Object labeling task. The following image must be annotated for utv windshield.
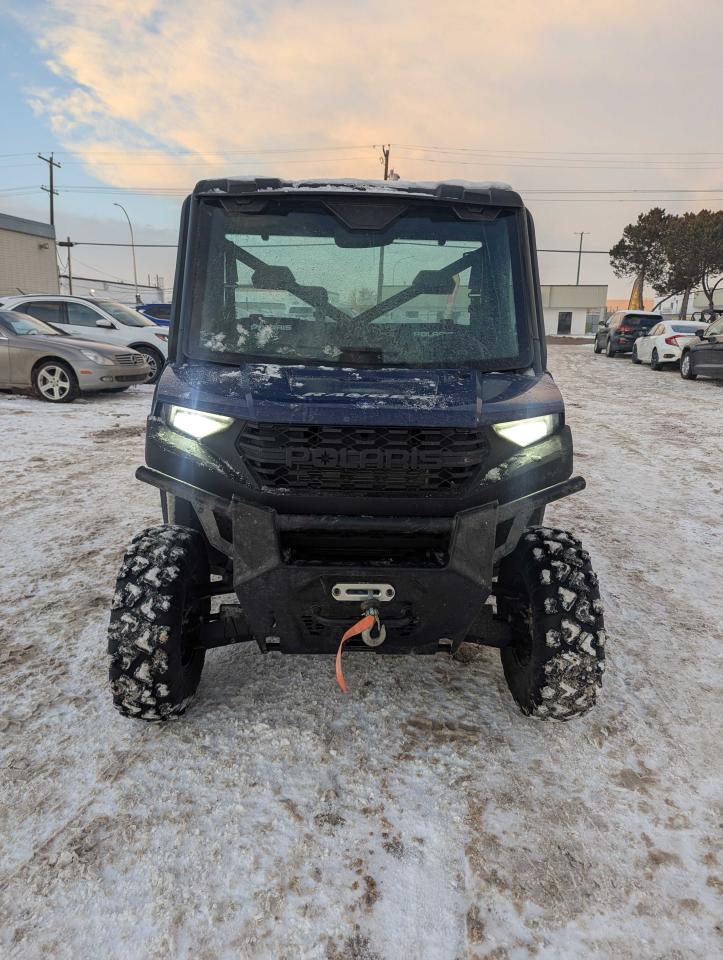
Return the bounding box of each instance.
[189,197,532,370]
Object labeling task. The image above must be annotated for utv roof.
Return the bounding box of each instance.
[193,177,523,208]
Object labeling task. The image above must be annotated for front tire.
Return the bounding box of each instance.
[605,339,616,357]
[593,338,602,354]
[680,351,697,380]
[33,360,79,403]
[631,345,642,364]
[134,346,164,384]
[650,349,662,371]
[108,525,209,720]
[496,527,605,720]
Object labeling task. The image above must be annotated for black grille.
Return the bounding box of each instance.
[237,422,488,493]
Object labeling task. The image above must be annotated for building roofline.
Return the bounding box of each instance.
[0,212,56,240]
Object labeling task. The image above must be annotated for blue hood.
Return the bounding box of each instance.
[156,361,563,428]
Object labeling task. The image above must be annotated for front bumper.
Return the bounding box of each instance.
[138,465,585,653]
[76,362,151,390]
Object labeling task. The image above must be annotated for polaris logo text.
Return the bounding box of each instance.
[285,447,443,469]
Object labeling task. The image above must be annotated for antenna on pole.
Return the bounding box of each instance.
[38,153,61,227]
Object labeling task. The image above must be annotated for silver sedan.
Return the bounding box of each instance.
[0,310,151,402]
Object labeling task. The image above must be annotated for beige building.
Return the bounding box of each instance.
[541,284,607,336]
[0,213,59,297]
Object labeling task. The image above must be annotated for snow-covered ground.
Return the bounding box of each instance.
[1,347,721,960]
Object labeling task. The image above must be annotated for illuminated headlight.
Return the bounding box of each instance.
[492,414,559,447]
[169,405,233,439]
[80,349,114,366]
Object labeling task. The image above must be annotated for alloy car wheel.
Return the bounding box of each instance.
[34,362,78,403]
[137,347,162,384]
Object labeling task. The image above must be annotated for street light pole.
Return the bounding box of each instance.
[391,255,415,286]
[113,202,140,303]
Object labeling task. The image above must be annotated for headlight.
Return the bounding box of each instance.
[80,349,114,366]
[154,332,169,342]
[169,405,233,439]
[492,414,558,447]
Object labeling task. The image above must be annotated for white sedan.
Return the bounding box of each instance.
[632,320,706,370]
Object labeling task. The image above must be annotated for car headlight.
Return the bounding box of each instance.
[169,405,234,439]
[80,349,114,366]
[154,332,169,342]
[492,414,558,447]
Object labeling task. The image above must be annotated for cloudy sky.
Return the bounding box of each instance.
[1,0,721,298]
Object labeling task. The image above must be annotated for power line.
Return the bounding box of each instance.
[393,153,723,171]
[395,143,723,157]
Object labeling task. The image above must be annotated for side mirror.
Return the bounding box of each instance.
[95,317,114,329]
[696,329,705,340]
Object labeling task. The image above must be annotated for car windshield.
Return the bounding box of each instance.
[189,197,531,370]
[0,312,61,336]
[93,300,157,327]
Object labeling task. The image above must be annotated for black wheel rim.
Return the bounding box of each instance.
[180,588,204,667]
[508,602,534,667]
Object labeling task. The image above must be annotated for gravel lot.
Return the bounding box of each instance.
[1,345,721,960]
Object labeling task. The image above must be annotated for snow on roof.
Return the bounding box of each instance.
[263,177,513,192]
[196,176,521,204]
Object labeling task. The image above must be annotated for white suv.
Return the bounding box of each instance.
[0,295,169,382]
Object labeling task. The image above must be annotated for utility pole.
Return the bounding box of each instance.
[57,237,75,294]
[574,231,589,285]
[113,202,140,303]
[376,145,391,303]
[380,144,391,180]
[38,153,61,226]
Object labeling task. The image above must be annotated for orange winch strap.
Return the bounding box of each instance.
[335,614,377,694]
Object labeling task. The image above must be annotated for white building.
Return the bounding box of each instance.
[541,284,608,336]
[0,213,58,296]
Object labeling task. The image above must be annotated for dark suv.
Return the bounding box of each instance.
[594,310,662,357]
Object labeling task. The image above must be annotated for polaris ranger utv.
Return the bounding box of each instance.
[108,177,605,721]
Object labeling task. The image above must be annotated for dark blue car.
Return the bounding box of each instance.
[137,302,172,326]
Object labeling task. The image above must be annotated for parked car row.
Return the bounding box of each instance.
[0,294,169,383]
[593,310,723,381]
[0,294,172,402]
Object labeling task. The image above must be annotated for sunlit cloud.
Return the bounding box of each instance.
[25,0,689,190]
